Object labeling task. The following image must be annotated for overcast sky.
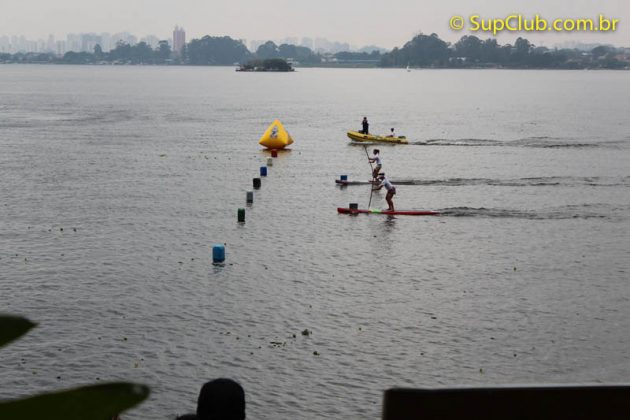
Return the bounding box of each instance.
[2,0,628,48]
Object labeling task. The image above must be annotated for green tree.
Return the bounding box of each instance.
[277,43,320,64]
[109,41,132,62]
[480,38,503,63]
[380,33,450,67]
[602,52,623,69]
[256,41,280,59]
[134,41,153,64]
[156,40,171,62]
[591,46,609,59]
[61,51,94,64]
[186,36,251,65]
[93,44,103,59]
[454,35,483,62]
[511,37,533,64]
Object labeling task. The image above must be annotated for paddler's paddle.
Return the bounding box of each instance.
[364,146,374,210]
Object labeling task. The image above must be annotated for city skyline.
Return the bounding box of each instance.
[3,26,630,57]
[2,0,629,50]
[0,28,391,56]
[0,32,160,55]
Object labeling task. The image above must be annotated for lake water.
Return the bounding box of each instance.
[1,65,629,419]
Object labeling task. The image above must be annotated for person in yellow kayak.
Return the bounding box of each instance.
[361,117,369,134]
[368,148,382,181]
[373,172,396,211]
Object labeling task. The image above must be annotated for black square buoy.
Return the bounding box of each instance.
[253,178,261,189]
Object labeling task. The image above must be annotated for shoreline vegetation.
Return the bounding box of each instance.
[1,33,629,70]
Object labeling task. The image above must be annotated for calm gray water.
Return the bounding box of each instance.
[1,65,629,419]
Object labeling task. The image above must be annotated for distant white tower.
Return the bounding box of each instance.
[173,26,186,57]
[46,34,55,52]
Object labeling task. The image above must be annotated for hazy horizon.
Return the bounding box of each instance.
[2,0,629,49]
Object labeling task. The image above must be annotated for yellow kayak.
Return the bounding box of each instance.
[347,131,408,144]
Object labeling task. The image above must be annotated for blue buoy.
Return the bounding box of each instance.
[260,166,267,177]
[212,244,225,263]
[340,175,348,181]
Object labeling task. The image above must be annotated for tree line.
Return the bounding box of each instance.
[380,33,628,69]
[0,40,174,65]
[1,33,628,69]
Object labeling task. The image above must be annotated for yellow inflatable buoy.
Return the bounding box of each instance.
[259,119,294,149]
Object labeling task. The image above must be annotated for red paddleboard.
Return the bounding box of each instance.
[337,207,440,216]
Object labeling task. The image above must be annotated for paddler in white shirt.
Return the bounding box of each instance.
[372,172,396,211]
[368,148,382,182]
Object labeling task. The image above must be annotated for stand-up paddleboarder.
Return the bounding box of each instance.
[373,172,396,211]
[368,149,382,181]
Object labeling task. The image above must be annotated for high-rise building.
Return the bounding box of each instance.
[100,33,112,52]
[46,34,55,52]
[56,40,66,56]
[173,26,186,57]
[66,34,81,52]
[81,33,102,53]
[0,36,9,53]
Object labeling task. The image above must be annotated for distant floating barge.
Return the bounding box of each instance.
[236,58,295,72]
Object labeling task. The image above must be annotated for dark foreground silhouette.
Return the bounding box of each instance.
[176,378,245,420]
